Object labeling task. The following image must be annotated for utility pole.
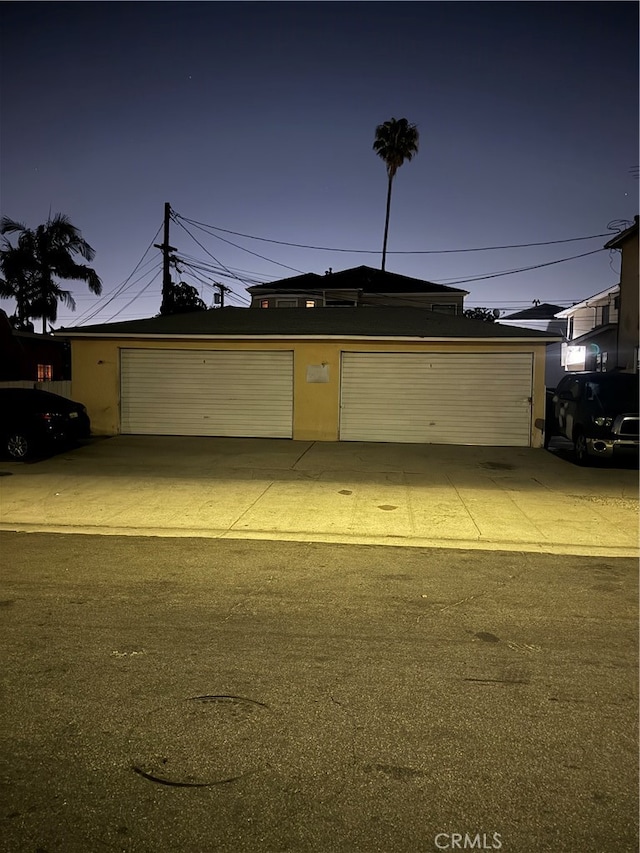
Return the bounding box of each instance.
[213,282,231,308]
[154,202,176,314]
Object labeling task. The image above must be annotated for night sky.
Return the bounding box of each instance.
[1,1,638,327]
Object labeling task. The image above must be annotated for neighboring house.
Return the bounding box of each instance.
[555,285,619,373]
[247,265,468,313]
[604,214,639,372]
[57,307,560,448]
[500,303,567,388]
[555,216,639,374]
[0,309,70,381]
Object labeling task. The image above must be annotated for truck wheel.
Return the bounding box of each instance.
[574,431,590,466]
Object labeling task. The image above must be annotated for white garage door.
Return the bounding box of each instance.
[121,349,293,438]
[340,352,533,445]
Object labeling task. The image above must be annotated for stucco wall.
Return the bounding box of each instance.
[71,337,548,447]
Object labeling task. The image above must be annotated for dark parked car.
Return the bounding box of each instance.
[0,388,91,460]
[547,372,639,464]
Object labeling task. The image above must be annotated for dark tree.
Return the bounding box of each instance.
[373,117,420,272]
[464,307,498,323]
[0,214,102,333]
[160,282,207,315]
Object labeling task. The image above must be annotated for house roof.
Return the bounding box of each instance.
[246,265,468,296]
[57,306,560,342]
[554,284,619,317]
[501,303,565,320]
[603,215,639,249]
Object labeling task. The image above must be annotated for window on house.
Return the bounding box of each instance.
[614,296,620,310]
[568,317,574,339]
[260,300,269,308]
[305,300,316,308]
[37,364,53,381]
[601,304,610,325]
[595,352,608,371]
[431,304,457,315]
[276,299,297,308]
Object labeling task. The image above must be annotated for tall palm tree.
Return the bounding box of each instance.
[0,213,102,332]
[373,117,419,272]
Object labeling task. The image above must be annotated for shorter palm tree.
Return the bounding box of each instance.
[0,242,38,327]
[0,213,102,332]
[373,117,420,272]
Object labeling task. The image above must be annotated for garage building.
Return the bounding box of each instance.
[57,307,560,448]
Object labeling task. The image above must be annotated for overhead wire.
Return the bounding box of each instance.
[432,248,606,285]
[70,211,618,325]
[105,267,162,323]
[174,213,614,255]
[173,251,275,283]
[234,246,607,311]
[73,223,164,325]
[170,209,615,309]
[175,258,251,306]
[174,214,306,275]
[171,215,258,290]
[173,254,263,288]
[78,260,164,324]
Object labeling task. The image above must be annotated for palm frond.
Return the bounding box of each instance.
[373,117,420,177]
[0,217,27,237]
[0,212,101,326]
[49,254,103,294]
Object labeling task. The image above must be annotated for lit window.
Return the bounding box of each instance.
[305,300,316,308]
[37,363,53,381]
[260,300,269,308]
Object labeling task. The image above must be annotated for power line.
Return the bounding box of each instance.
[174,252,275,282]
[238,246,607,310]
[105,268,162,323]
[77,260,163,325]
[175,214,614,255]
[174,214,306,275]
[73,224,163,325]
[175,259,251,305]
[173,254,266,287]
[171,216,259,290]
[432,248,606,285]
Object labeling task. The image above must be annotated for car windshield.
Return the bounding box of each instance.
[587,375,639,411]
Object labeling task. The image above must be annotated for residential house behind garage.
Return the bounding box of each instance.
[604,215,639,372]
[57,307,560,447]
[247,265,468,312]
[555,285,619,373]
[500,303,567,388]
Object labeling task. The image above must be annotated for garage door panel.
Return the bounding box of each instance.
[340,352,532,446]
[121,349,293,438]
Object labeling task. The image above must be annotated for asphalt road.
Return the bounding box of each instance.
[0,533,637,853]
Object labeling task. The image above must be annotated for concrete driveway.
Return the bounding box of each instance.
[0,436,637,557]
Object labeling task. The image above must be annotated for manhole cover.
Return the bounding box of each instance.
[131,695,275,786]
[129,693,354,797]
